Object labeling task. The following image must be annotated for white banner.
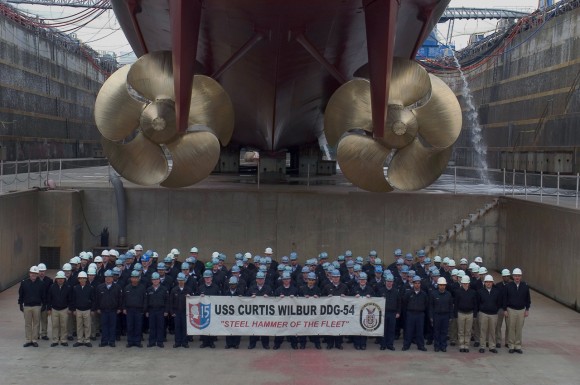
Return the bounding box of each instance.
[186,296,385,336]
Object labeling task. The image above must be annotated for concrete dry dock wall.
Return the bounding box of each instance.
[79,189,496,265]
[499,197,580,311]
[0,191,38,291]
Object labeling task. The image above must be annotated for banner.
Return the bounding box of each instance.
[186,296,385,336]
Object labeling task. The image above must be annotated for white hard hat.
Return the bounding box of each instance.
[87,267,97,275]
[451,269,459,276]
[109,249,119,257]
[211,251,219,258]
[171,248,180,255]
[29,266,39,273]
[87,252,93,258]
[167,253,175,260]
[94,256,103,263]
[457,270,466,277]
[264,247,273,254]
[69,258,78,264]
[469,262,478,270]
[80,253,90,260]
[433,256,442,263]
[55,271,66,279]
[62,263,72,271]
[512,268,522,275]
[484,275,494,282]
[89,263,97,270]
[448,260,456,267]
[190,247,198,253]
[437,277,447,285]
[152,252,158,258]
[474,256,483,263]
[128,249,136,255]
[134,244,143,251]
[244,252,252,259]
[37,263,47,271]
[101,250,110,256]
[77,271,88,278]
[459,258,468,264]
[73,256,81,264]
[471,266,480,273]
[442,257,450,264]
[479,267,488,275]
[79,251,87,258]
[501,269,511,276]
[461,275,471,284]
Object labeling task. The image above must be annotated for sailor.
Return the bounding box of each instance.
[134,244,144,263]
[145,272,169,348]
[351,272,375,350]
[46,270,71,347]
[402,276,428,351]
[477,274,501,354]
[454,275,478,353]
[413,250,427,278]
[321,270,349,350]
[504,268,531,354]
[246,271,273,349]
[377,273,401,351]
[273,271,299,350]
[36,263,52,341]
[170,272,193,348]
[123,270,146,348]
[264,247,278,271]
[495,268,512,348]
[189,247,205,278]
[430,277,453,352]
[387,248,403,272]
[298,272,322,349]
[225,276,244,349]
[18,266,45,347]
[198,270,221,348]
[70,271,94,347]
[95,270,122,347]
[447,269,460,347]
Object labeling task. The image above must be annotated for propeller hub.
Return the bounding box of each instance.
[376,104,418,149]
[140,100,178,144]
[392,121,407,136]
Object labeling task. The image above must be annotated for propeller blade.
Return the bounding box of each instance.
[387,138,452,191]
[324,79,373,146]
[188,75,234,145]
[389,57,431,107]
[337,134,393,192]
[161,131,220,188]
[95,65,144,141]
[415,74,462,148]
[101,133,169,186]
[127,51,174,101]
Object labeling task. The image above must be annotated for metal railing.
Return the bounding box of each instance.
[0,158,109,193]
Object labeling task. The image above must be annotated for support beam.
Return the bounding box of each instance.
[363,0,399,139]
[169,0,202,133]
[212,32,264,79]
[295,33,347,85]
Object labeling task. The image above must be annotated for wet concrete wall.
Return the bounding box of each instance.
[0,190,38,291]
[499,197,580,310]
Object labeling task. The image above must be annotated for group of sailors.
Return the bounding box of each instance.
[17,245,530,353]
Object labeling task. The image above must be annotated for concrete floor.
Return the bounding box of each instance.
[2,279,580,385]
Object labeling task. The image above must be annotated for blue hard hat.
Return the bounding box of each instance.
[397,258,404,265]
[405,253,413,260]
[337,255,345,261]
[157,262,166,270]
[151,272,160,280]
[185,257,195,263]
[307,272,317,280]
[265,257,272,264]
[375,266,383,273]
[112,267,121,276]
[356,256,364,264]
[181,262,190,270]
[353,265,362,272]
[218,253,226,261]
[256,272,265,279]
[259,257,267,265]
[394,249,402,256]
[301,266,310,273]
[141,255,150,263]
[401,266,410,273]
[133,263,142,271]
[236,260,244,267]
[131,270,140,277]
[346,260,354,268]
[424,257,431,264]
[212,258,220,265]
[104,270,113,277]
[259,265,267,272]
[432,269,440,276]
[164,256,172,263]
[417,250,426,257]
[203,270,213,278]
[277,264,286,271]
[345,250,353,257]
[331,270,341,277]
[332,261,340,269]
[413,276,422,282]
[235,253,243,260]
[232,265,241,273]
[282,271,291,280]
[115,259,123,266]
[369,250,377,256]
[290,252,298,260]
[359,272,368,280]
[409,270,416,277]
[176,272,186,281]
[322,262,330,270]
[384,274,395,282]
[281,256,289,263]
[229,276,238,285]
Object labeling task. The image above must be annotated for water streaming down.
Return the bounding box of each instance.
[451,54,490,184]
